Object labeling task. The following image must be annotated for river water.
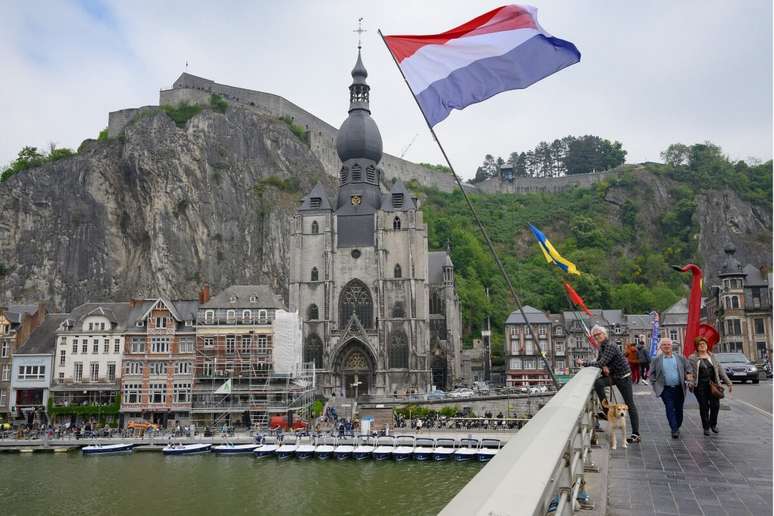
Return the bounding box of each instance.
[0,453,482,515]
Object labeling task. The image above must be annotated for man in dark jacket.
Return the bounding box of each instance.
[577,324,641,444]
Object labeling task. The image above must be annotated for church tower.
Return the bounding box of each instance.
[289,47,462,398]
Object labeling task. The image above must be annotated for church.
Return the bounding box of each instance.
[289,49,462,398]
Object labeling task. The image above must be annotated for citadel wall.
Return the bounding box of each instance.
[476,168,623,194]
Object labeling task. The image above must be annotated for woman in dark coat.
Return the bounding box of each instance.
[688,336,733,435]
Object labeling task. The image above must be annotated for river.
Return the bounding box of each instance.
[0,452,482,515]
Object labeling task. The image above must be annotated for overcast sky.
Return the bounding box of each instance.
[2,1,772,179]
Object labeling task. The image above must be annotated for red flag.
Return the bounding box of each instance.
[564,283,593,316]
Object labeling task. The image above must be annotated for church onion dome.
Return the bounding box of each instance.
[335,50,383,164]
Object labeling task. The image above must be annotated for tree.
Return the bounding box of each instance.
[562,135,627,175]
[660,143,690,167]
[471,154,500,183]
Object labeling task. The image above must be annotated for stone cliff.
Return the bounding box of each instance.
[0,105,332,310]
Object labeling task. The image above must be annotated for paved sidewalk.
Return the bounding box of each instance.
[604,383,772,516]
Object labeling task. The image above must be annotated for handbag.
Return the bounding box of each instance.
[709,381,725,399]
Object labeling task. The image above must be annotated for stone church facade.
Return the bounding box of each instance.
[289,50,462,397]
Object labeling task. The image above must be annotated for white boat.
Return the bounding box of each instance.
[295,435,316,460]
[162,443,212,455]
[454,438,479,462]
[275,435,299,460]
[333,437,355,460]
[352,437,376,461]
[393,436,415,462]
[212,443,260,454]
[254,436,279,458]
[81,443,134,455]
[413,438,435,461]
[432,438,456,461]
[372,436,396,461]
[478,438,501,462]
[314,436,336,460]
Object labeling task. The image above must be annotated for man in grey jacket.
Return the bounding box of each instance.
[649,338,694,438]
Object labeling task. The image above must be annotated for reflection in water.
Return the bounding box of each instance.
[0,453,482,516]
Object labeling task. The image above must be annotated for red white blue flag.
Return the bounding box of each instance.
[383,5,580,126]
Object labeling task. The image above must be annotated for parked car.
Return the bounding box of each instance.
[427,389,446,400]
[448,388,475,399]
[714,352,760,384]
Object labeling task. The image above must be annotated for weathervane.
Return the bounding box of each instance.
[354,17,367,50]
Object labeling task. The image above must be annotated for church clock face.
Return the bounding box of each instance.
[351,195,362,206]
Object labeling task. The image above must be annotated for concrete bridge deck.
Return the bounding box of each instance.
[603,383,772,516]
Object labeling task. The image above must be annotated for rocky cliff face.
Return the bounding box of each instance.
[0,106,331,310]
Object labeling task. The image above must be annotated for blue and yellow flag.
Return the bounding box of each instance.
[528,224,580,275]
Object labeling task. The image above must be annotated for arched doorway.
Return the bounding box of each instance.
[334,340,375,398]
[431,354,448,390]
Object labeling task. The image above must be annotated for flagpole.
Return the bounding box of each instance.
[378,29,559,390]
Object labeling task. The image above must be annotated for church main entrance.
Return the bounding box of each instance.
[335,341,374,399]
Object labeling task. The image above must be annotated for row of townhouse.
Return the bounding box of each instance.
[2,285,311,429]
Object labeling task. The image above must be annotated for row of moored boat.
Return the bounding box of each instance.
[81,436,502,462]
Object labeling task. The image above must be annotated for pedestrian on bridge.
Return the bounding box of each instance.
[649,338,694,439]
[577,324,641,444]
[688,336,732,436]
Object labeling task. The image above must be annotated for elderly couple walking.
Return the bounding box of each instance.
[578,325,733,441]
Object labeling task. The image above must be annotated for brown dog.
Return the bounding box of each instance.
[602,399,629,449]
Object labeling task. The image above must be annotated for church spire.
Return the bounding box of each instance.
[349,19,370,113]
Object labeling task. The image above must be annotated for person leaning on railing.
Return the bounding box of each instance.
[576,324,641,444]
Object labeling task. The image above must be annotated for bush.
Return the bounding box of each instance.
[98,128,109,141]
[209,94,228,114]
[279,116,309,144]
[162,102,203,128]
[1,145,76,183]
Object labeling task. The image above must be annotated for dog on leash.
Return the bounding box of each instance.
[602,399,629,449]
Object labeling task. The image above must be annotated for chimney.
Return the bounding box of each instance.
[199,282,210,304]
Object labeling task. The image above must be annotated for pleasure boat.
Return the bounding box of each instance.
[254,436,279,458]
[212,443,260,455]
[314,436,336,460]
[275,434,299,460]
[454,438,480,462]
[413,438,435,461]
[162,443,212,455]
[393,436,416,462]
[372,436,396,461]
[333,436,356,460]
[432,438,456,461]
[352,437,376,461]
[295,434,316,460]
[81,443,134,455]
[478,438,502,462]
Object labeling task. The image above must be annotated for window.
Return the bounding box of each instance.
[754,319,766,335]
[173,382,191,403]
[555,359,566,371]
[393,216,401,230]
[510,338,519,354]
[155,317,168,329]
[202,362,213,377]
[555,342,565,355]
[107,363,116,382]
[149,383,167,404]
[389,332,409,368]
[257,335,269,354]
[178,337,194,353]
[311,267,319,282]
[74,362,83,382]
[91,339,98,353]
[240,336,251,354]
[81,342,87,354]
[0,389,5,405]
[226,310,236,324]
[88,322,94,331]
[391,193,404,208]
[669,329,678,342]
[311,221,319,234]
[555,326,563,336]
[103,340,109,353]
[90,362,99,381]
[310,197,322,208]
[114,339,121,353]
[203,337,214,348]
[204,310,215,324]
[392,302,405,319]
[394,264,402,279]
[429,289,445,315]
[249,296,257,303]
[510,358,522,370]
[151,336,170,353]
[304,334,323,368]
[351,164,362,181]
[756,342,767,359]
[524,360,536,370]
[340,167,348,184]
[1,341,7,358]
[72,340,78,354]
[366,164,376,183]
[18,365,46,380]
[175,362,192,375]
[539,326,546,337]
[726,319,742,336]
[1,365,9,381]
[731,296,740,309]
[123,383,141,404]
[149,362,167,376]
[226,336,236,354]
[124,361,143,376]
[131,337,145,353]
[59,349,66,367]
[338,279,373,328]
[307,304,319,320]
[58,371,64,381]
[242,310,253,324]
[258,310,268,323]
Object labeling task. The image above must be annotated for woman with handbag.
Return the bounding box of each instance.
[688,336,733,436]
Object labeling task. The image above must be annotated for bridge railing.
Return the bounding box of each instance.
[440,367,600,516]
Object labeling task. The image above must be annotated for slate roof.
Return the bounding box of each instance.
[506,306,551,325]
[64,302,132,330]
[381,180,416,212]
[561,309,625,330]
[126,299,199,330]
[299,183,333,212]
[202,285,285,309]
[16,314,67,355]
[4,304,39,324]
[661,298,688,325]
[743,264,767,286]
[626,314,652,330]
[428,251,453,284]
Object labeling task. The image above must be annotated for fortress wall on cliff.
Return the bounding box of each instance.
[476,168,623,194]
